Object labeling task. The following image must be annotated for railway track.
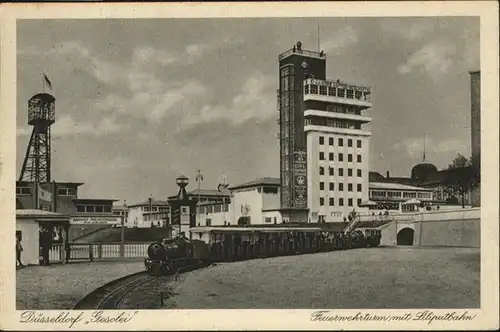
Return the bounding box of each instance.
[73,262,211,309]
[73,271,157,309]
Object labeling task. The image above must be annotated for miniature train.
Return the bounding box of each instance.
[144,227,382,276]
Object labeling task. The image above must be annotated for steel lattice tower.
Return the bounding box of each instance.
[19,93,56,183]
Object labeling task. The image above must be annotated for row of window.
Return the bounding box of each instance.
[369,190,433,199]
[319,197,362,207]
[140,206,169,212]
[325,105,362,115]
[319,182,362,192]
[304,84,370,101]
[57,188,76,196]
[320,167,363,177]
[76,205,112,213]
[319,137,362,148]
[16,187,78,196]
[319,152,363,163]
[197,204,230,214]
[305,118,362,130]
[143,214,167,222]
[16,187,31,195]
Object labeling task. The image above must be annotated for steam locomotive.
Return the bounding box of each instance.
[144,227,382,276]
[144,235,211,276]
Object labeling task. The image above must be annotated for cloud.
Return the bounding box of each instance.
[394,137,469,159]
[181,72,275,128]
[148,80,207,122]
[321,26,358,54]
[397,42,458,80]
[17,114,123,138]
[132,46,178,67]
[380,20,436,40]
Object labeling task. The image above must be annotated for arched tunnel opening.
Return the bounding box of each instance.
[397,228,414,245]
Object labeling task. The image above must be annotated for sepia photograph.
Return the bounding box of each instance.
[1,2,498,331]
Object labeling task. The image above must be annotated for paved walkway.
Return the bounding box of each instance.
[16,260,144,310]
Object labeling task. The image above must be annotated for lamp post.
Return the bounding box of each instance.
[121,200,127,258]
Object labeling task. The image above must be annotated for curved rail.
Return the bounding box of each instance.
[73,262,212,309]
[73,271,156,309]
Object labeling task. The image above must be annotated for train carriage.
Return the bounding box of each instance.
[144,224,383,276]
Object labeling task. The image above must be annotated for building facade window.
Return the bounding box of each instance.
[348,183,353,192]
[329,152,334,161]
[357,198,362,206]
[329,167,334,176]
[339,153,344,162]
[328,86,336,96]
[339,198,344,206]
[338,88,345,97]
[320,182,325,190]
[357,169,362,177]
[319,85,327,95]
[319,166,325,175]
[357,184,362,192]
[339,168,344,176]
[357,140,362,148]
[329,137,334,145]
[57,188,76,196]
[319,197,324,206]
[348,198,353,206]
[338,138,344,146]
[357,155,362,163]
[16,187,32,195]
[329,198,334,206]
[310,84,318,94]
[348,168,353,177]
[348,154,353,162]
[319,152,325,160]
[319,136,324,145]
[329,182,334,191]
[348,139,353,147]
[339,183,344,191]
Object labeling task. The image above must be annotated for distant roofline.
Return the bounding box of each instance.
[128,200,169,207]
[230,177,281,190]
[16,180,85,187]
[73,198,119,203]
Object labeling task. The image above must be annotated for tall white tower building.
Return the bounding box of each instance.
[303,78,372,222]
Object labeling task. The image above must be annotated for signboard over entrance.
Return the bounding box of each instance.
[70,216,120,225]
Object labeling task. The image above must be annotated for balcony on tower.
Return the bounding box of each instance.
[278,41,327,61]
[303,78,372,109]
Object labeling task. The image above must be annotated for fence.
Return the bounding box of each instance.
[48,242,149,263]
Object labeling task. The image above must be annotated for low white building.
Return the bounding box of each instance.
[368,182,434,214]
[196,177,282,226]
[126,199,170,228]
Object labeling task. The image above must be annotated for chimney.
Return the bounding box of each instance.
[386,171,390,179]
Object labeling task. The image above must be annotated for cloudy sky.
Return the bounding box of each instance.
[16,17,479,204]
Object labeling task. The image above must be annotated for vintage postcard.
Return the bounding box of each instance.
[0,1,498,331]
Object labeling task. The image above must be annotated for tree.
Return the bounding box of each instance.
[443,154,479,208]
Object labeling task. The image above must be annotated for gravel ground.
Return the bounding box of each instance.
[156,246,479,309]
[16,260,145,310]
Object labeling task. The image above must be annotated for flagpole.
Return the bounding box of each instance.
[42,73,45,93]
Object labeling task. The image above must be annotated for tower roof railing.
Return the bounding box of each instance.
[278,48,326,61]
[304,77,372,93]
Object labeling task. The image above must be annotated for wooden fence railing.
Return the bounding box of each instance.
[49,242,149,263]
